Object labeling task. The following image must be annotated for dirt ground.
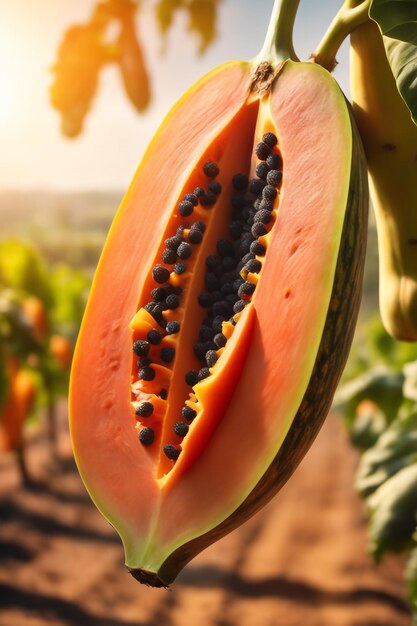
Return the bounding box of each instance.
[0,406,411,626]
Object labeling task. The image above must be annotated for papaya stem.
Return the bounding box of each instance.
[311,0,371,72]
[256,0,300,66]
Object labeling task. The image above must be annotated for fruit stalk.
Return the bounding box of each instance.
[255,0,300,66]
[311,0,371,71]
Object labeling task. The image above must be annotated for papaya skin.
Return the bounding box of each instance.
[350,21,417,341]
[69,48,368,586]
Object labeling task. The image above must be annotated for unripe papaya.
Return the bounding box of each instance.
[70,14,368,586]
[351,21,417,341]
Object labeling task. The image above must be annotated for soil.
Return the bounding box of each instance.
[0,405,411,626]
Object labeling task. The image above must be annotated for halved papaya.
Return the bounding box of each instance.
[70,12,368,586]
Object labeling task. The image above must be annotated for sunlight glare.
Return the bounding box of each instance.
[0,23,23,128]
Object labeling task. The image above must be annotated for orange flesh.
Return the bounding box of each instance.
[70,60,353,567]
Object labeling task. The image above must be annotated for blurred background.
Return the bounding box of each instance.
[0,1,416,625]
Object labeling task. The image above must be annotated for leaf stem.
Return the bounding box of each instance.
[311,0,371,71]
[256,0,301,66]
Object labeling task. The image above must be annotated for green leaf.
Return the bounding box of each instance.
[366,463,417,560]
[356,410,417,497]
[370,0,417,123]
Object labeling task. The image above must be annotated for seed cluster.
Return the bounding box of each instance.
[132,161,222,461]
[132,132,283,471]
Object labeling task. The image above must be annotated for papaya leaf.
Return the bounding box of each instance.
[404,361,417,402]
[356,410,417,497]
[370,0,417,124]
[366,463,417,560]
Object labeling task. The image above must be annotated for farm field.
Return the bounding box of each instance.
[0,404,410,626]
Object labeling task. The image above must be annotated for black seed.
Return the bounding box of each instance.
[203,161,220,177]
[211,289,222,303]
[176,225,187,236]
[177,242,192,259]
[144,302,166,325]
[231,192,246,210]
[212,315,225,334]
[193,186,205,198]
[229,220,244,240]
[232,173,248,191]
[160,346,175,363]
[212,300,230,317]
[135,401,154,417]
[199,325,214,341]
[165,294,180,309]
[205,271,219,292]
[245,258,262,273]
[133,340,150,357]
[188,228,203,244]
[255,141,271,160]
[162,248,177,264]
[184,193,198,206]
[220,281,233,296]
[198,292,212,308]
[214,333,227,348]
[206,255,222,272]
[221,257,236,273]
[139,427,155,445]
[216,239,235,258]
[166,321,180,334]
[147,328,162,345]
[251,222,268,238]
[159,388,168,400]
[259,198,274,211]
[174,263,186,275]
[262,185,278,202]
[191,220,206,232]
[151,287,167,302]
[266,169,283,187]
[250,240,266,256]
[164,444,181,460]
[182,405,197,421]
[193,341,207,360]
[238,281,256,298]
[208,180,222,195]
[225,293,239,305]
[256,161,270,180]
[137,357,152,368]
[254,209,272,225]
[138,366,155,381]
[242,252,255,264]
[174,422,189,437]
[205,350,218,367]
[165,234,183,250]
[262,132,278,148]
[200,191,217,206]
[152,263,170,285]
[198,367,211,380]
[152,264,171,284]
[185,370,199,386]
[266,152,282,169]
[248,178,266,196]
[233,299,248,314]
[233,276,244,291]
[178,200,194,217]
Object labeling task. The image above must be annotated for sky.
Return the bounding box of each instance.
[0,0,349,192]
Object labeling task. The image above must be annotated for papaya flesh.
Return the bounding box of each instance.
[70,58,368,586]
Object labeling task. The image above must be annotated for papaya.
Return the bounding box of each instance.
[350,21,417,341]
[22,296,48,342]
[70,1,368,586]
[49,335,73,369]
[0,359,35,453]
